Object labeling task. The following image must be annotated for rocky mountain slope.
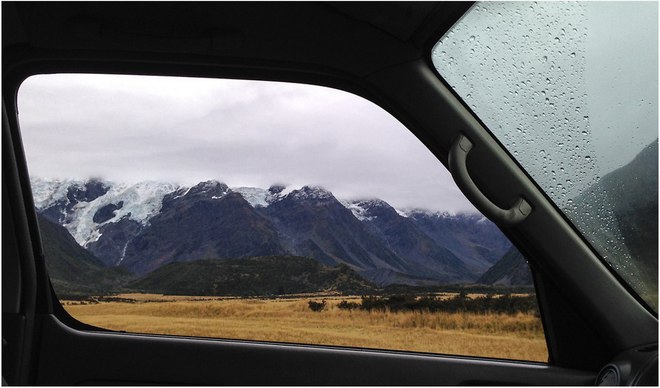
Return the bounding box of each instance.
[36,214,134,296]
[477,247,532,286]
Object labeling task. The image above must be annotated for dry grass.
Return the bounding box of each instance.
[64,294,548,362]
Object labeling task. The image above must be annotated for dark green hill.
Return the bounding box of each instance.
[37,214,134,297]
[129,255,375,296]
[596,141,657,281]
[477,247,532,286]
[570,140,658,299]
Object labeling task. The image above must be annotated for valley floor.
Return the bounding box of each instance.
[63,293,548,363]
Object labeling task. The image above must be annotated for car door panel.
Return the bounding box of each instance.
[35,315,595,386]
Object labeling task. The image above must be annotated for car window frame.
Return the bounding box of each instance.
[422,7,657,317]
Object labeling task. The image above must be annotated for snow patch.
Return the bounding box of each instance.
[232,187,269,207]
[395,209,409,218]
[30,177,84,210]
[171,186,192,200]
[288,185,334,201]
[265,185,294,205]
[87,228,103,245]
[340,199,374,221]
[406,208,455,218]
[118,242,129,265]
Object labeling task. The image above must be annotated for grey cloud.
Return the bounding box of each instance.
[19,74,477,214]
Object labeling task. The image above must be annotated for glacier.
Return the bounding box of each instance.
[31,177,179,247]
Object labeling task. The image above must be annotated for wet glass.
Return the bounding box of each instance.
[432,2,658,310]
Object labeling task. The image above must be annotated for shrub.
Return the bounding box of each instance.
[337,300,360,310]
[350,293,539,315]
[308,300,326,312]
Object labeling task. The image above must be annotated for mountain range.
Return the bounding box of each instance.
[32,177,528,292]
[32,139,657,296]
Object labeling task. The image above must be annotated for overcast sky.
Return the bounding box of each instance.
[18,74,477,214]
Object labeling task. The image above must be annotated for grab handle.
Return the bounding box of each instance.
[448,134,532,225]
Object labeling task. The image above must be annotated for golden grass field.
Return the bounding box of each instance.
[63,293,548,363]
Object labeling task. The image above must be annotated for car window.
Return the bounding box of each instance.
[432,1,658,311]
[19,73,547,362]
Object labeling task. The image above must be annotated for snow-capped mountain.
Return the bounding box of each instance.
[340,199,389,222]
[32,177,514,285]
[31,178,180,247]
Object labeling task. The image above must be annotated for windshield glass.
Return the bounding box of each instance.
[432,2,658,311]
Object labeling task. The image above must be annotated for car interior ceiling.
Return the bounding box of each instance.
[2,2,657,385]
